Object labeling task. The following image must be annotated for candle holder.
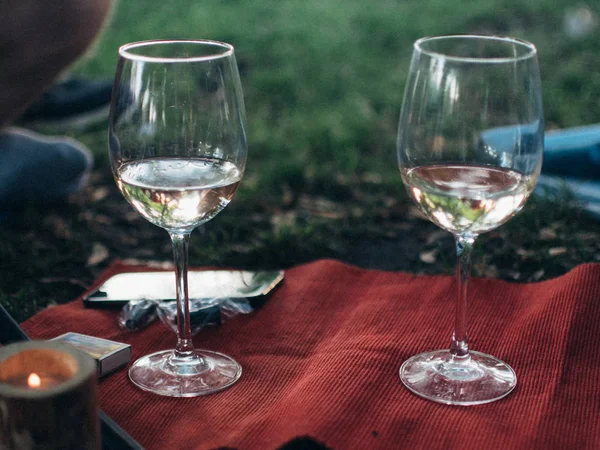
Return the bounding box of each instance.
[0,341,100,450]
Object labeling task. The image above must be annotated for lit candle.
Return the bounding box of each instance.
[28,372,42,388]
[0,341,100,450]
[3,371,69,389]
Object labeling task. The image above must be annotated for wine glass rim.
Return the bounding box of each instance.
[118,39,234,63]
[414,34,537,63]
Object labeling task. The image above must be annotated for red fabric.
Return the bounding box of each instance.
[21,259,600,449]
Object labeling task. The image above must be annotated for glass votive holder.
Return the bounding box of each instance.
[0,341,100,450]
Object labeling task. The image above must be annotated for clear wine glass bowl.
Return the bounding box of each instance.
[396,35,544,405]
[108,40,247,397]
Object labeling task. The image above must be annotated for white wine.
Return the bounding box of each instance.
[401,164,535,235]
[116,157,242,231]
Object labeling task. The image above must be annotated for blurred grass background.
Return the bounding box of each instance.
[2,0,600,320]
[77,0,600,176]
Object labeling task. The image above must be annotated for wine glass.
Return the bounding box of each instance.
[396,35,543,405]
[108,40,247,397]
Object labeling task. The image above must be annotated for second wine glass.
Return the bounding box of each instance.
[109,40,247,397]
[397,35,544,405]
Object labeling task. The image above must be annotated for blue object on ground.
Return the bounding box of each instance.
[543,124,600,179]
[478,122,543,175]
[480,123,600,179]
[0,128,93,208]
[537,124,600,219]
[482,123,600,218]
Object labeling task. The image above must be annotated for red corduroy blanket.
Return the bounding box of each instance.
[22,259,600,449]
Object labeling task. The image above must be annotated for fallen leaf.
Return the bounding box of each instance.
[94,215,111,225]
[44,215,71,240]
[362,173,382,184]
[531,269,545,281]
[270,211,297,234]
[383,196,396,208]
[419,249,438,264]
[92,187,110,201]
[517,248,536,258]
[119,234,139,246]
[484,265,499,278]
[299,195,346,219]
[313,210,346,219]
[230,243,255,254]
[548,247,567,256]
[426,230,449,245]
[39,277,89,289]
[121,259,173,269]
[539,228,557,240]
[87,242,109,266]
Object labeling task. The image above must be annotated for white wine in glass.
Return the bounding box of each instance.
[109,40,247,397]
[397,35,544,405]
[401,164,535,235]
[116,157,242,230]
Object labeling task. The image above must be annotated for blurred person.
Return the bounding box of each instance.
[18,75,113,132]
[0,0,113,208]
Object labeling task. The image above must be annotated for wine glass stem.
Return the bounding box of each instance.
[169,231,196,359]
[451,234,476,359]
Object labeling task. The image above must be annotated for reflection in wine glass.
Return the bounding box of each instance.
[397,35,544,405]
[109,40,247,397]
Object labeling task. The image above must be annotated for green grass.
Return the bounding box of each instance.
[2,0,600,321]
[75,0,600,185]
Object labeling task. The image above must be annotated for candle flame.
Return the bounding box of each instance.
[27,373,41,388]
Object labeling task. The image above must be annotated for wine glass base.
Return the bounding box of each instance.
[399,350,516,406]
[129,349,242,397]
